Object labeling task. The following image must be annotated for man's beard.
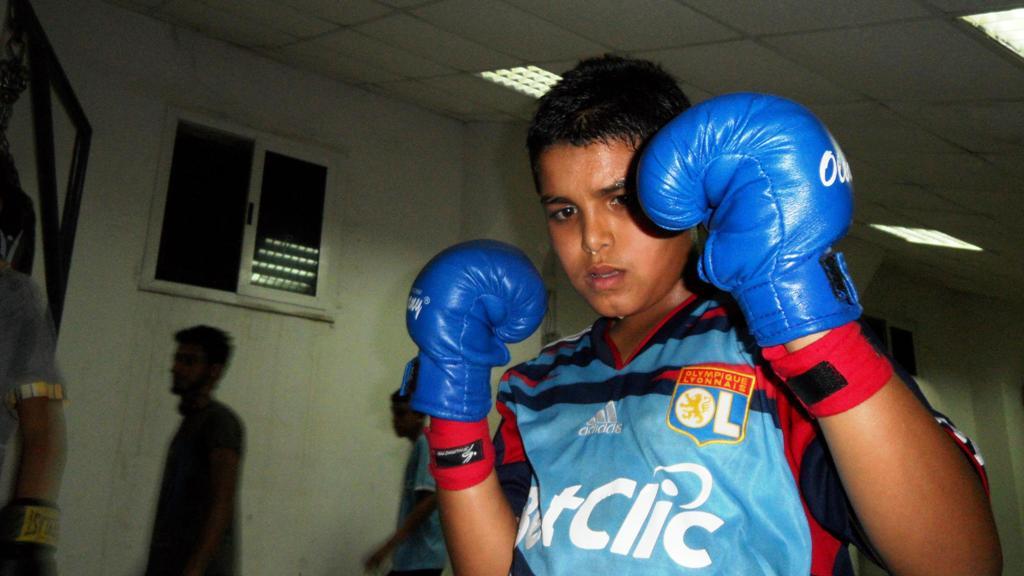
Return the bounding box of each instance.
[172,377,209,414]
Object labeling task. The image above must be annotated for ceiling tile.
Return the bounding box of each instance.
[278,0,394,25]
[681,0,929,35]
[356,13,519,72]
[504,0,737,51]
[199,0,337,38]
[532,57,721,104]
[288,29,455,78]
[891,210,1003,249]
[104,0,165,9]
[413,0,609,62]
[871,183,971,213]
[868,152,1021,191]
[982,152,1024,181]
[888,101,1024,154]
[375,0,437,7]
[765,19,1024,101]
[920,0,1024,14]
[158,0,296,47]
[933,186,1024,227]
[532,59,582,77]
[851,199,907,229]
[811,102,963,163]
[272,42,402,84]
[637,40,858,104]
[369,78,504,118]
[423,73,537,118]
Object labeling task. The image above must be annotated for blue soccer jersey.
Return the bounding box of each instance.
[494,295,985,575]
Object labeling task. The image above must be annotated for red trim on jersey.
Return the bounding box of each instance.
[940,422,991,495]
[505,367,541,389]
[605,294,698,369]
[542,339,582,356]
[495,400,526,465]
[698,305,728,320]
[604,329,626,369]
[759,364,844,575]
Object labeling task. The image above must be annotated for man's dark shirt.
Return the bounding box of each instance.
[146,400,244,576]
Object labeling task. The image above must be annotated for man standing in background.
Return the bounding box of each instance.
[146,325,244,576]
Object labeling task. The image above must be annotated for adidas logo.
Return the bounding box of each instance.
[578,401,623,436]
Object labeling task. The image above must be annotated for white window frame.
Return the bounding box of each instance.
[139,108,341,322]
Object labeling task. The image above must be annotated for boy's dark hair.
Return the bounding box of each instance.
[390,389,412,407]
[527,55,691,185]
[175,325,232,366]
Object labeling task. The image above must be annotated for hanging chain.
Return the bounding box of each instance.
[0,2,29,157]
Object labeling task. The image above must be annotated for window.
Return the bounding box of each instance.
[142,112,336,319]
[862,315,918,376]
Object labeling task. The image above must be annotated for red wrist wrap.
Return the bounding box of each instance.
[763,322,893,418]
[424,418,495,491]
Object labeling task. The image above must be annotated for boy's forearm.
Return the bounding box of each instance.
[820,376,1001,575]
[14,399,66,502]
[438,471,517,576]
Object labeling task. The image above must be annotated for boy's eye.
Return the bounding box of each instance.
[548,206,576,222]
[611,193,636,208]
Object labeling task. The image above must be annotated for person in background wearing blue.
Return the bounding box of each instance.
[365,359,447,576]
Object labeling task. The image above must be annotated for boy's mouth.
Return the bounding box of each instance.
[587,265,623,289]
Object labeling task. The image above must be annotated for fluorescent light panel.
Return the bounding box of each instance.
[478,66,561,98]
[961,8,1024,58]
[870,224,983,251]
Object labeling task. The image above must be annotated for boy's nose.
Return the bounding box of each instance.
[581,214,613,255]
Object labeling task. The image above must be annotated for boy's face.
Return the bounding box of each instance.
[538,140,692,322]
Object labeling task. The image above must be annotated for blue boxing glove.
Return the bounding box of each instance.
[406,240,547,422]
[638,93,860,346]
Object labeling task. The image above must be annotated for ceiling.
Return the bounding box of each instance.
[104,0,1024,303]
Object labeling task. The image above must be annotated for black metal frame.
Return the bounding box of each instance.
[13,0,91,332]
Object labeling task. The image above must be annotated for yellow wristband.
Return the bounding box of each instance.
[7,504,59,548]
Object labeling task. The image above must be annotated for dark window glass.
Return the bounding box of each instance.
[248,151,327,296]
[889,326,917,376]
[156,122,252,292]
[862,315,889,351]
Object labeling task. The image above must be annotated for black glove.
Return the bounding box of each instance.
[0,499,58,576]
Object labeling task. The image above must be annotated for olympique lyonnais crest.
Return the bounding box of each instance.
[666,365,755,446]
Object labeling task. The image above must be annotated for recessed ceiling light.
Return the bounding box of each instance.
[961,7,1024,58]
[478,66,561,98]
[869,224,983,251]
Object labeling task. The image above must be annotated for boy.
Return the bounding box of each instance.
[0,182,66,575]
[365,360,447,576]
[405,56,1000,574]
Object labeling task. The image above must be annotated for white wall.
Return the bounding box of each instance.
[13,1,1021,574]
[17,1,547,574]
[857,263,1024,575]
